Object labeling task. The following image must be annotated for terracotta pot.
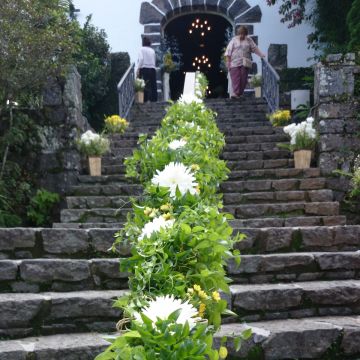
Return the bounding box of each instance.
[294,150,312,169]
[88,156,102,176]
[254,87,261,98]
[135,91,144,103]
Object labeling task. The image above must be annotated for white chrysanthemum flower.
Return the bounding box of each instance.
[134,295,199,329]
[178,93,203,105]
[139,216,175,240]
[168,139,187,150]
[151,162,198,198]
[81,130,100,145]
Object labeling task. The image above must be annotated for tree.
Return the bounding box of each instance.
[347,0,360,52]
[74,15,111,128]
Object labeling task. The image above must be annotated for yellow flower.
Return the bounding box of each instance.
[160,203,170,212]
[191,164,200,172]
[144,207,152,216]
[212,291,221,302]
[196,186,201,194]
[219,346,228,359]
[149,210,157,218]
[162,213,172,220]
[193,284,201,292]
[198,290,207,300]
[198,303,206,318]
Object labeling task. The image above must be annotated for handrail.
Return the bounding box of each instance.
[117,63,135,119]
[261,58,280,113]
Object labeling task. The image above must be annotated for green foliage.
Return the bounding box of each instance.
[0,0,77,102]
[73,15,111,129]
[163,52,177,73]
[347,0,360,52]
[98,74,248,358]
[278,68,314,93]
[27,189,60,227]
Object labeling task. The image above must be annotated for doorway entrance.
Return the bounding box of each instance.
[164,13,233,100]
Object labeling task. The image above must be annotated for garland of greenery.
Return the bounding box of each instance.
[96,73,249,360]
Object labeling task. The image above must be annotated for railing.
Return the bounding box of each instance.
[117,63,135,119]
[261,58,280,113]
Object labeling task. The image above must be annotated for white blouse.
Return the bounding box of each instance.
[137,46,156,69]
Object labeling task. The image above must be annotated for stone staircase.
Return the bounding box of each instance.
[0,98,359,359]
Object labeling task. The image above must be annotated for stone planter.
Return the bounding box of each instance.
[163,72,170,101]
[254,86,261,98]
[88,156,102,176]
[294,150,312,169]
[135,91,144,104]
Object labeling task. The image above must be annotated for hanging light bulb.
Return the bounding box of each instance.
[193,62,196,66]
[204,20,208,24]
[189,29,193,34]
[208,64,211,68]
[208,26,211,31]
[192,22,195,26]
[200,24,203,28]
[197,66,200,70]
[202,55,205,59]
[196,19,200,23]
[195,57,198,60]
[195,25,198,28]
[201,32,205,36]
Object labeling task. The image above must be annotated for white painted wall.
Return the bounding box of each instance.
[73,0,315,68]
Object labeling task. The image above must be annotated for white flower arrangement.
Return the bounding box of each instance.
[151,162,198,198]
[78,130,110,156]
[139,216,175,240]
[168,139,187,150]
[178,93,203,105]
[134,295,199,329]
[282,117,317,151]
[135,78,146,92]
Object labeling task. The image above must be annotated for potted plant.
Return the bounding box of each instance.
[104,115,129,135]
[280,117,317,169]
[163,52,176,101]
[267,109,291,127]
[250,74,262,98]
[78,130,110,176]
[134,78,145,103]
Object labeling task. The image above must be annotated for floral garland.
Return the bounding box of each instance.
[97,73,249,360]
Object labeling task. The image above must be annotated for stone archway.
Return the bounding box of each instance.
[139,0,262,99]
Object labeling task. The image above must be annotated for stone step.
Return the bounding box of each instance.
[234,225,360,253]
[228,168,321,180]
[218,316,360,359]
[0,259,128,293]
[0,332,109,359]
[224,134,288,144]
[0,290,125,339]
[102,164,127,175]
[227,158,294,171]
[221,150,290,161]
[77,174,130,184]
[225,202,340,219]
[52,222,124,229]
[222,177,327,193]
[223,189,334,204]
[229,280,360,322]
[1,252,358,292]
[228,252,360,285]
[66,196,136,209]
[1,315,359,359]
[70,184,142,196]
[230,215,347,228]
[224,142,283,152]
[60,208,131,223]
[1,225,359,259]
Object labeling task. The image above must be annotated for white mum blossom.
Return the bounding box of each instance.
[139,216,175,240]
[134,295,199,329]
[168,139,187,150]
[178,93,203,105]
[283,117,316,145]
[80,130,100,145]
[151,162,198,198]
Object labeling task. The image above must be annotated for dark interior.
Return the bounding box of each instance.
[164,13,232,100]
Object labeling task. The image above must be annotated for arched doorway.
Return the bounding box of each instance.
[139,0,262,99]
[164,13,233,99]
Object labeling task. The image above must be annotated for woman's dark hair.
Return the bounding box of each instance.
[142,37,151,47]
[237,26,249,37]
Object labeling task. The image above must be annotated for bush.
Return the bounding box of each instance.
[27,189,60,227]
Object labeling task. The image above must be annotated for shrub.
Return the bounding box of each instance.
[27,189,60,227]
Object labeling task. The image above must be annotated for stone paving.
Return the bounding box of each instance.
[0,98,359,359]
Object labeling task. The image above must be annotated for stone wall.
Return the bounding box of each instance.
[38,66,89,195]
[314,53,360,201]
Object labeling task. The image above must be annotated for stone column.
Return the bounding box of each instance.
[314,53,360,199]
[38,66,90,194]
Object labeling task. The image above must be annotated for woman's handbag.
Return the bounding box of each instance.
[241,57,253,69]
